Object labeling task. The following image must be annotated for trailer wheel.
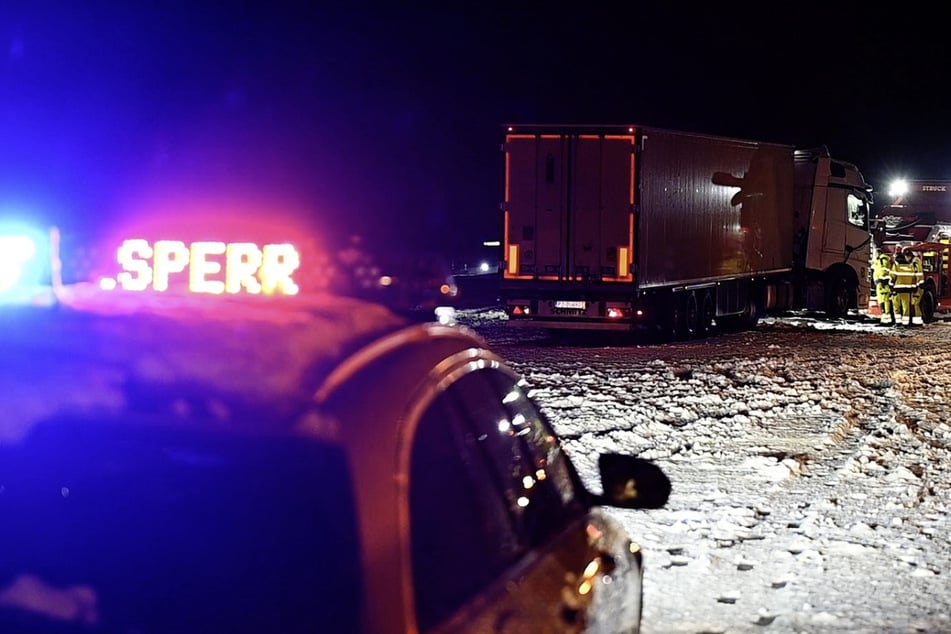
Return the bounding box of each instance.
[716,297,759,333]
[739,295,760,330]
[667,299,686,341]
[684,292,700,338]
[699,292,715,338]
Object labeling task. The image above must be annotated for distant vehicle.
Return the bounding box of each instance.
[867,181,951,321]
[874,179,951,235]
[375,251,459,317]
[873,240,951,322]
[0,221,670,633]
[499,125,874,339]
[331,238,459,320]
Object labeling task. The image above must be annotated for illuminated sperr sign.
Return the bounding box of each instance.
[103,239,300,295]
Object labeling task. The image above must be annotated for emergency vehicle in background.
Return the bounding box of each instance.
[870,178,951,322]
[499,124,874,339]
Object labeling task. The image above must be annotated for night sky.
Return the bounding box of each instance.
[0,3,948,264]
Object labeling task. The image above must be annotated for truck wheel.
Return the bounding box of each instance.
[825,276,854,319]
[716,297,759,333]
[920,288,936,323]
[739,296,760,330]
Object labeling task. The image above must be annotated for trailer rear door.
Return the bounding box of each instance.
[503,130,635,284]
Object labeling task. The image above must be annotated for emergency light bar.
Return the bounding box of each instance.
[0,235,36,291]
[0,223,52,304]
[100,239,301,295]
[0,204,324,307]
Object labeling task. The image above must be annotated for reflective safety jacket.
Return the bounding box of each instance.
[873,255,893,293]
[891,259,923,292]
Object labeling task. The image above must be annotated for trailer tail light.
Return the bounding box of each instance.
[605,303,642,320]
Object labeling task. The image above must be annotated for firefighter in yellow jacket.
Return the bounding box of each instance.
[890,248,924,326]
[911,251,925,325]
[873,251,895,325]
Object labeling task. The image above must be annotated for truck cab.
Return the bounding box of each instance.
[792,149,874,318]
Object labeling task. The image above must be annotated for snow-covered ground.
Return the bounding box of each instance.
[458,310,951,633]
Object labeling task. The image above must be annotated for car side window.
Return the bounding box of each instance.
[475,371,581,543]
[0,420,363,634]
[409,368,582,630]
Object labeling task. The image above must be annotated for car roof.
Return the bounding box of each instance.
[0,286,415,443]
[1,284,511,634]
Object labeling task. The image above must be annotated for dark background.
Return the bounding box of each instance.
[0,2,947,267]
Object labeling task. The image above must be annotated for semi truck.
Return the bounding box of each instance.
[499,124,874,339]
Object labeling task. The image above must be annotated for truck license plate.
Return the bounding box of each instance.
[555,300,586,309]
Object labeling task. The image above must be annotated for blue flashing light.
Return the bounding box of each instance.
[0,222,51,303]
[0,235,36,291]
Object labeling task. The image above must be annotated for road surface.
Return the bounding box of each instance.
[460,310,951,633]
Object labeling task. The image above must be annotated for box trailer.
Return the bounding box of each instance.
[499,124,874,339]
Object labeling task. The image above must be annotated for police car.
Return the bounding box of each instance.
[0,221,670,633]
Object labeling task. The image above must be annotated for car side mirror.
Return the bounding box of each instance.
[591,453,670,510]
